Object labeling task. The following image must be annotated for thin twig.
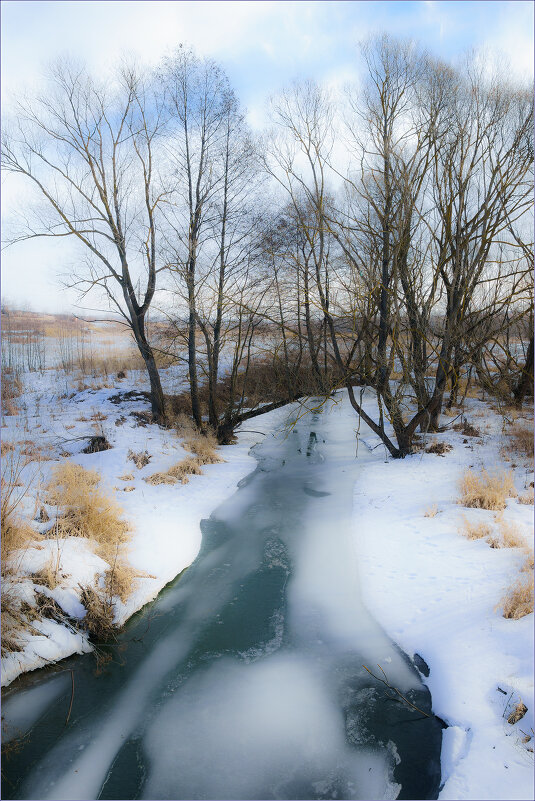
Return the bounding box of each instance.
[363,664,431,718]
[64,670,75,727]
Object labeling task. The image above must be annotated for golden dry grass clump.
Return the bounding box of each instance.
[518,488,534,505]
[145,422,224,486]
[497,550,534,620]
[458,516,493,540]
[183,430,224,465]
[128,449,151,469]
[145,456,204,486]
[45,463,130,567]
[494,515,526,549]
[1,372,23,416]
[458,468,517,511]
[500,572,534,620]
[44,462,137,632]
[1,456,40,654]
[510,421,534,461]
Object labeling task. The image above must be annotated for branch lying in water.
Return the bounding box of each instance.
[362,664,431,718]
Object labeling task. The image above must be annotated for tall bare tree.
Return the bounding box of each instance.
[2,60,168,420]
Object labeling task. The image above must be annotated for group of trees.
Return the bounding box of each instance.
[3,36,533,456]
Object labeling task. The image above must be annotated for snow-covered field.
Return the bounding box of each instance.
[1,359,533,800]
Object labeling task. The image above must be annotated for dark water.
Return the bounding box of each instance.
[1,402,442,800]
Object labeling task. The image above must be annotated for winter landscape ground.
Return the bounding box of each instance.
[1,318,533,800]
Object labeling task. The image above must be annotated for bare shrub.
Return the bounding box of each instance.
[458,468,517,511]
[128,449,151,469]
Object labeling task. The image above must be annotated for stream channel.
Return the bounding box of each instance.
[2,401,442,800]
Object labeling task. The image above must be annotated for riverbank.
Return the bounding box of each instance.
[2,377,533,800]
[1,366,284,687]
[348,390,534,800]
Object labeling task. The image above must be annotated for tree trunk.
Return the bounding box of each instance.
[513,335,534,407]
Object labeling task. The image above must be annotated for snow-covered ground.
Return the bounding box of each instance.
[1,364,272,686]
[1,361,533,800]
[348,391,534,800]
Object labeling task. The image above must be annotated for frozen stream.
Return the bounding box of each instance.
[2,403,442,800]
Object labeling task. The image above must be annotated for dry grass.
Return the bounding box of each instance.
[1,441,15,456]
[518,488,534,505]
[521,550,534,572]
[183,430,224,465]
[1,373,23,416]
[500,573,534,619]
[80,585,115,639]
[424,504,439,518]
[145,456,204,486]
[18,440,52,462]
[459,516,493,540]
[1,455,39,655]
[45,464,129,555]
[507,701,528,725]
[119,473,135,481]
[458,468,517,511]
[31,556,60,591]
[426,441,453,455]
[510,422,534,461]
[494,514,526,549]
[453,421,481,438]
[128,449,151,469]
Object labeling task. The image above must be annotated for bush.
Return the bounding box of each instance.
[458,468,517,511]
[45,463,131,578]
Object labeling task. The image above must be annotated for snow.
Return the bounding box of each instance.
[344,389,534,800]
[1,359,533,800]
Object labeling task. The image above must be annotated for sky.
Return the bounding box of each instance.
[1,0,533,313]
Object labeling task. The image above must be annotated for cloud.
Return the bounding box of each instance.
[1,1,532,312]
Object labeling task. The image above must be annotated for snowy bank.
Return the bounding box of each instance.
[1,368,285,687]
[350,390,534,800]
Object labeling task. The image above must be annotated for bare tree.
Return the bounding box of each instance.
[2,60,169,420]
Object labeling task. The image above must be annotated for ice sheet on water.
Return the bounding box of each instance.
[2,673,69,743]
[142,653,400,800]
